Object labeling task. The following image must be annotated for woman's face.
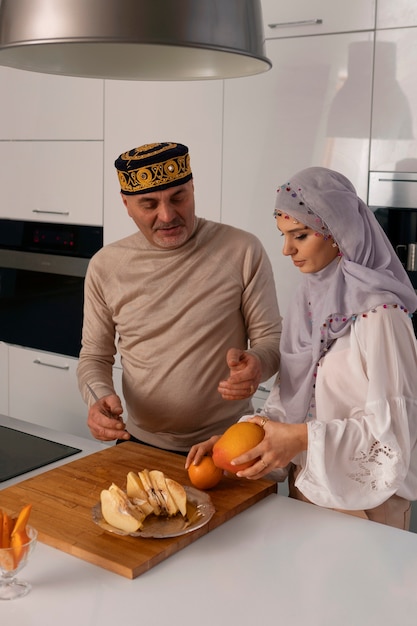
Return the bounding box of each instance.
[276,213,340,274]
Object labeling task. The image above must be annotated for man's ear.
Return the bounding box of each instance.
[120,191,128,207]
[121,192,133,216]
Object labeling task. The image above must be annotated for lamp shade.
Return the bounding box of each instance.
[0,0,271,80]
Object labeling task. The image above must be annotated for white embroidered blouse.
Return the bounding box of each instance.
[261,304,417,510]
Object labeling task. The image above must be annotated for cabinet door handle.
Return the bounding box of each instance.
[33,358,70,370]
[268,19,323,29]
[257,385,271,393]
[377,177,417,184]
[32,209,70,215]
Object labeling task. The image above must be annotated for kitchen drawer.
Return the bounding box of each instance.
[8,345,92,439]
[0,141,103,225]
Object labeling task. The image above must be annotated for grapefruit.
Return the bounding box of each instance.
[212,422,264,473]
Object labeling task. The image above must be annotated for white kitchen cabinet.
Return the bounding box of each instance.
[0,67,104,140]
[5,344,126,439]
[8,345,93,439]
[0,140,103,225]
[222,32,373,315]
[252,387,270,413]
[376,1,417,29]
[0,342,8,415]
[370,27,417,173]
[103,79,223,244]
[261,0,375,39]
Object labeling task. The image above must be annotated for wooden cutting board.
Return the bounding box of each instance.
[0,442,277,578]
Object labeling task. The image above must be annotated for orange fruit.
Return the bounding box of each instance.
[212,422,265,473]
[11,503,32,539]
[188,456,223,490]
[11,529,30,568]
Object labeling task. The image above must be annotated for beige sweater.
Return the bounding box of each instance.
[77,218,281,451]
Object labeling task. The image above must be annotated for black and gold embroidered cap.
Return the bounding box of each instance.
[115,142,193,195]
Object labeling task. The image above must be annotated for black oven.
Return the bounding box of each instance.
[0,219,103,357]
[369,171,417,337]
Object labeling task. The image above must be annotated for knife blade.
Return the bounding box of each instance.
[86,382,122,421]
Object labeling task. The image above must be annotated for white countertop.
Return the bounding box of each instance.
[2,415,417,625]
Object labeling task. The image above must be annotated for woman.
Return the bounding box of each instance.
[186,166,417,529]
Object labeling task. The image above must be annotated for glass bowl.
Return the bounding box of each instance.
[0,525,38,600]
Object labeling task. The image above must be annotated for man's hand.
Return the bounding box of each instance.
[87,393,130,442]
[218,349,262,400]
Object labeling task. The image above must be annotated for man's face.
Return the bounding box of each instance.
[121,180,196,249]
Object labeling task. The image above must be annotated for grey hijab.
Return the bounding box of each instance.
[275,166,417,422]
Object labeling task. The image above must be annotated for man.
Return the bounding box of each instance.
[77,142,281,452]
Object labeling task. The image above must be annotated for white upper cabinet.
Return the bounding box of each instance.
[370,27,417,172]
[0,141,103,225]
[0,67,104,140]
[103,79,223,244]
[261,0,376,39]
[222,32,374,315]
[376,1,417,29]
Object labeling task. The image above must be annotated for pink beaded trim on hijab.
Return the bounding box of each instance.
[306,303,412,419]
[274,184,334,242]
[273,183,332,239]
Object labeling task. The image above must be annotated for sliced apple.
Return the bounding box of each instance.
[126,471,148,501]
[100,483,145,533]
[138,470,161,515]
[147,470,168,514]
[99,469,188,533]
[165,477,187,517]
[149,470,179,516]
[109,483,147,521]
[131,497,154,518]
[125,472,154,515]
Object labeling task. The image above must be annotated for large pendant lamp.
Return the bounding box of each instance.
[0,0,271,80]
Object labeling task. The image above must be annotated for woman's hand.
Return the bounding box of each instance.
[218,349,262,400]
[185,435,220,469]
[231,416,308,479]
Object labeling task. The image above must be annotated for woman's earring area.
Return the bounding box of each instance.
[329,237,343,258]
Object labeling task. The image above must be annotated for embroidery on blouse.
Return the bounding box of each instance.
[306,303,412,421]
[347,440,399,490]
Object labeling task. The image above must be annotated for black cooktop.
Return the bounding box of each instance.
[0,425,81,482]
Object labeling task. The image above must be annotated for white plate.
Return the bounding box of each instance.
[91,485,215,538]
